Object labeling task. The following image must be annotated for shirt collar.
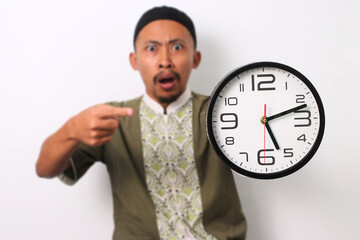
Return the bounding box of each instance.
[142,88,192,115]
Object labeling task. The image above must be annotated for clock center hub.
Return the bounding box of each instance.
[260,116,267,124]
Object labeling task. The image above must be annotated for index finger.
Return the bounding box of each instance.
[97,104,134,118]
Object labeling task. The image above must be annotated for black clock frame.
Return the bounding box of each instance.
[206,62,325,179]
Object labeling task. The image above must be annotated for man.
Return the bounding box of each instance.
[36,6,247,240]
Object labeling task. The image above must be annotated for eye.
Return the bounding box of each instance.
[172,44,183,51]
[146,45,157,52]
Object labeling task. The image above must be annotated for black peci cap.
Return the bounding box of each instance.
[133,6,197,48]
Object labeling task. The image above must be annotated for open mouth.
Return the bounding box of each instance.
[155,72,179,90]
[159,77,175,84]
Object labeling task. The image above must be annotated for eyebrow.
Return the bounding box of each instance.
[144,38,183,46]
[169,38,182,44]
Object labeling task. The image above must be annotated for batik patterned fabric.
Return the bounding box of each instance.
[140,97,216,240]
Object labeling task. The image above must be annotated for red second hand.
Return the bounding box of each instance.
[264,104,267,163]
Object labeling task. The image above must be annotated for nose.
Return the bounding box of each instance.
[158,48,173,69]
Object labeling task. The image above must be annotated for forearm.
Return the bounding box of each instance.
[35,104,133,178]
[36,119,79,178]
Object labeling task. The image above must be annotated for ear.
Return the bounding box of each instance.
[129,52,138,70]
[192,51,201,69]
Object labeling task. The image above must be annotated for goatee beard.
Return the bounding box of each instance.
[157,93,181,104]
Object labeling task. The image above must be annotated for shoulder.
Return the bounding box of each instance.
[191,91,210,113]
[191,91,210,104]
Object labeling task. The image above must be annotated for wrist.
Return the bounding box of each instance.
[63,116,80,143]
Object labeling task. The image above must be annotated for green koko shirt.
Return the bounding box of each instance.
[61,92,247,240]
[140,89,216,239]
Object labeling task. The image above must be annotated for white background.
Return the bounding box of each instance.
[1,0,359,239]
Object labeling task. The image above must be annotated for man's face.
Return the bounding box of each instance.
[130,20,201,107]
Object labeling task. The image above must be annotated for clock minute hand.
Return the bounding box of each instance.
[266,104,307,122]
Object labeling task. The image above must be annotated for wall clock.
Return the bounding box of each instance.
[206,62,325,179]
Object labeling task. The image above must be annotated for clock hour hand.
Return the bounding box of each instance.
[265,121,280,150]
[266,104,307,122]
[263,104,280,150]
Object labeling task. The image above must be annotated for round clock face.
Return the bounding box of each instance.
[206,62,325,179]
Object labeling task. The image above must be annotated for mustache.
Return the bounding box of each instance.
[153,70,180,84]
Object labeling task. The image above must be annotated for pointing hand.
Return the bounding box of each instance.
[67,104,134,146]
